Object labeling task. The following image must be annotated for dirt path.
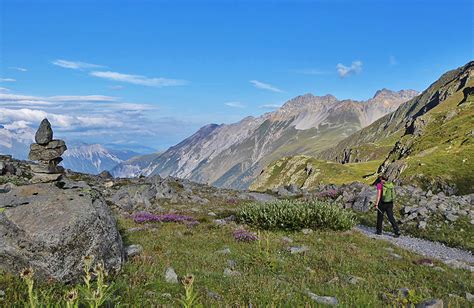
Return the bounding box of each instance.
[356,225,474,272]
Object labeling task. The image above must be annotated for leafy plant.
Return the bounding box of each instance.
[20,268,38,308]
[79,255,116,308]
[237,200,356,231]
[177,274,201,308]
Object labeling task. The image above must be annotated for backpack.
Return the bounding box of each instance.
[382,181,395,203]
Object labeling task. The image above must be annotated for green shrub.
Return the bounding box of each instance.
[237,200,356,231]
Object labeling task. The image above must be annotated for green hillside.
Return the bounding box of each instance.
[253,61,474,194]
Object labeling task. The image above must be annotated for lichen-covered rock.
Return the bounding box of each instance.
[0,182,124,282]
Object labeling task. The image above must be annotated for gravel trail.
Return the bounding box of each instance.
[356,225,474,271]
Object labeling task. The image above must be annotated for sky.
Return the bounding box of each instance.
[0,0,473,152]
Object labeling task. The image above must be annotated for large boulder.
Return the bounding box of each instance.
[0,182,124,282]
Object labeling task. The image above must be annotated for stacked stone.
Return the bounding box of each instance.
[28,119,67,174]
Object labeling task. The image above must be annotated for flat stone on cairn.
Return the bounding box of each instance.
[28,119,67,176]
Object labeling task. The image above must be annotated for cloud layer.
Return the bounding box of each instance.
[336,61,363,78]
[250,80,284,93]
[52,59,103,70]
[225,101,245,108]
[90,71,188,87]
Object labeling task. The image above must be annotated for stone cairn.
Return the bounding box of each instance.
[28,118,67,175]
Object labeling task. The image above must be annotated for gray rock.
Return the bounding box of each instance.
[307,292,338,306]
[390,253,403,259]
[227,259,237,269]
[302,228,313,235]
[28,140,67,162]
[289,246,309,254]
[35,119,53,145]
[207,290,223,301]
[164,267,178,284]
[352,186,377,212]
[0,290,4,297]
[466,292,474,302]
[418,221,427,230]
[215,248,231,255]
[99,170,113,179]
[126,244,143,259]
[415,299,443,308]
[445,213,458,222]
[0,183,124,282]
[208,211,217,217]
[281,236,294,244]
[223,268,241,277]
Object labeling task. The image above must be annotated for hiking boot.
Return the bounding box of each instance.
[393,232,401,238]
[375,231,382,235]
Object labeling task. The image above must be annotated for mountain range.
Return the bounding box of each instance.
[118,89,418,189]
[253,61,474,195]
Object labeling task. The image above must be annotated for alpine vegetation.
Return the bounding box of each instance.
[237,200,357,231]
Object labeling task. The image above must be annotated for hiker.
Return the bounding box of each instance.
[374,175,400,237]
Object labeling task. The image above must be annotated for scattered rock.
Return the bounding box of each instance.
[208,211,217,217]
[390,253,403,259]
[281,236,294,244]
[415,298,443,308]
[347,275,364,285]
[289,246,309,254]
[207,290,223,301]
[445,213,459,222]
[307,291,338,306]
[223,268,241,277]
[301,228,313,235]
[126,244,143,259]
[216,248,231,255]
[418,221,427,230]
[227,259,237,269]
[99,170,113,179]
[466,292,474,302]
[164,267,178,284]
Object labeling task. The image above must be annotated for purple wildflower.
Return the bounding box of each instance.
[131,211,196,224]
[233,229,258,242]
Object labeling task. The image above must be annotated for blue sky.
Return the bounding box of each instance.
[0,0,472,151]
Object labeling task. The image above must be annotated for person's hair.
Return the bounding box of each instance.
[380,174,388,181]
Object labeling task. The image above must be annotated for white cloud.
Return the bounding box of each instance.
[249,80,284,93]
[109,85,124,90]
[389,55,398,66]
[260,104,282,110]
[52,59,103,70]
[0,93,117,103]
[49,95,118,102]
[0,87,10,92]
[336,61,363,78]
[225,101,246,108]
[0,78,16,82]
[90,71,188,87]
[9,67,27,72]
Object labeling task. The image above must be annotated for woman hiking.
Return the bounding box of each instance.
[374,175,401,237]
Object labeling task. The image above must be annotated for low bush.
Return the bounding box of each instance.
[237,200,356,231]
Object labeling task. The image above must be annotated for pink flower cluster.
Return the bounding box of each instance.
[132,211,196,224]
[233,229,258,242]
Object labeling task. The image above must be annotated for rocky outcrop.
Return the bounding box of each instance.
[28,119,67,182]
[0,181,124,282]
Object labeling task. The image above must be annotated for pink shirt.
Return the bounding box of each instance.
[377,183,383,191]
